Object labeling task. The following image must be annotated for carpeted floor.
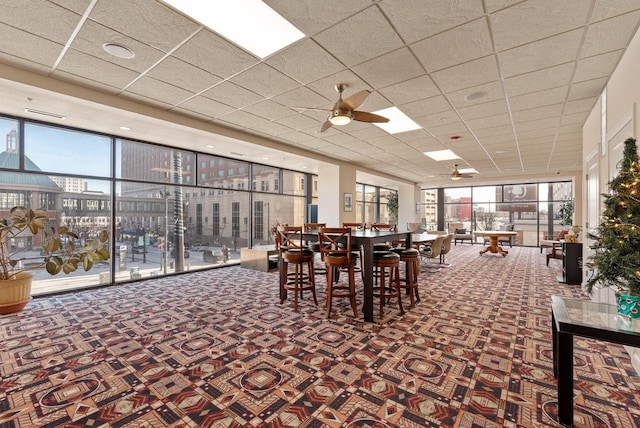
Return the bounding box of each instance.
[0,245,638,427]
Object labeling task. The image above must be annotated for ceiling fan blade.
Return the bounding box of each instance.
[343,90,370,110]
[320,119,333,132]
[352,111,390,123]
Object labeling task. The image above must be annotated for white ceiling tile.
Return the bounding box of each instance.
[498,29,583,78]
[56,49,140,89]
[399,95,452,118]
[314,7,404,67]
[125,76,194,106]
[582,11,640,57]
[457,99,508,120]
[513,104,564,123]
[567,77,608,100]
[412,18,493,72]
[173,29,258,78]
[509,87,569,111]
[446,81,506,108]
[90,0,198,53]
[466,114,512,129]
[0,23,62,67]
[380,0,484,44]
[219,110,269,128]
[231,63,299,98]
[503,63,575,97]
[564,97,598,114]
[1,0,82,44]
[202,82,263,109]
[250,121,293,137]
[149,56,222,93]
[574,50,623,82]
[592,0,640,22]
[352,48,425,88]
[175,96,235,119]
[378,75,440,105]
[242,100,293,121]
[266,39,344,85]
[490,0,590,51]
[432,55,500,94]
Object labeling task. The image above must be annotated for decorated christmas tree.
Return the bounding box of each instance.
[586,137,640,297]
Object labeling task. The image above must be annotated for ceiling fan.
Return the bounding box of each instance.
[449,164,475,180]
[295,84,389,132]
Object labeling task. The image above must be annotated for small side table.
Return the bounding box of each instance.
[551,295,640,426]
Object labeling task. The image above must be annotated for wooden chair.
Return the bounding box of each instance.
[303,223,326,274]
[318,227,358,318]
[277,226,318,311]
[373,251,404,318]
[343,222,364,280]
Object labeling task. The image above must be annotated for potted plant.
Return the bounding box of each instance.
[586,137,640,317]
[0,206,110,314]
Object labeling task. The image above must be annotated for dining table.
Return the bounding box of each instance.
[282,228,413,322]
[473,230,518,257]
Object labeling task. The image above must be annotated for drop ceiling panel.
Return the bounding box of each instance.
[90,0,199,53]
[457,99,508,120]
[266,39,344,85]
[574,50,623,82]
[498,30,583,78]
[174,95,235,119]
[202,82,263,109]
[352,48,425,88]
[172,30,257,78]
[431,55,501,93]
[55,49,140,89]
[490,0,590,51]
[125,76,194,106]
[582,11,640,57]
[378,75,440,105]
[509,87,569,111]
[503,63,575,97]
[230,63,299,98]
[567,77,608,100]
[314,7,404,67]
[380,0,484,44]
[0,24,63,67]
[1,0,82,43]
[72,20,166,74]
[411,18,493,72]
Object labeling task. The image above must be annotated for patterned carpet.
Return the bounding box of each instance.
[1,245,639,427]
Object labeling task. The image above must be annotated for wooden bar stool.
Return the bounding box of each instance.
[303,223,326,275]
[373,251,404,318]
[278,226,317,311]
[391,247,420,306]
[318,227,358,318]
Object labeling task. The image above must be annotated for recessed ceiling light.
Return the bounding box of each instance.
[119,126,131,131]
[423,149,460,161]
[24,108,65,120]
[371,107,421,134]
[465,91,487,102]
[103,43,135,59]
[206,145,214,148]
[230,151,245,157]
[161,0,304,58]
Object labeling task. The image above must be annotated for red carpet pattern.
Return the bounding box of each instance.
[0,245,639,427]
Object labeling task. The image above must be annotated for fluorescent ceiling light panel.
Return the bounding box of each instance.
[162,0,304,58]
[423,149,459,161]
[371,107,421,134]
[459,167,478,174]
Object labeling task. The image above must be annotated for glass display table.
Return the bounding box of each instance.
[551,295,640,426]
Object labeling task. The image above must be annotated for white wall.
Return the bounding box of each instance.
[582,25,640,373]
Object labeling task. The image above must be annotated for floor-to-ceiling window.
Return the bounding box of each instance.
[0,114,315,295]
[355,183,398,225]
[419,181,572,246]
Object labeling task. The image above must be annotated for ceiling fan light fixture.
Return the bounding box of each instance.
[450,174,462,181]
[329,110,353,126]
